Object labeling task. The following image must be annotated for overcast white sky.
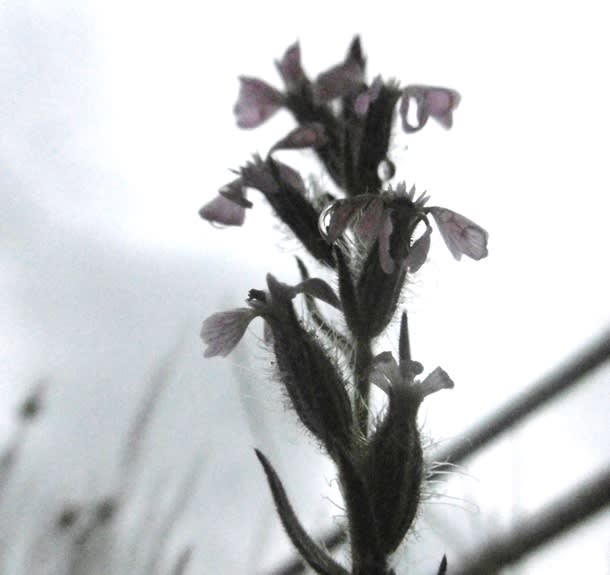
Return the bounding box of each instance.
[1,1,609,573]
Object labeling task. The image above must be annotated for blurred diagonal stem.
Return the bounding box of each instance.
[451,464,610,575]
[264,328,610,575]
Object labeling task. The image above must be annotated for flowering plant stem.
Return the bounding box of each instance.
[354,339,373,437]
[200,37,488,575]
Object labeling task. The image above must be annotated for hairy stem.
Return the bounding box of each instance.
[353,338,373,438]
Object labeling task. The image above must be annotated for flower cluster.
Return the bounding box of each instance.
[200,37,487,575]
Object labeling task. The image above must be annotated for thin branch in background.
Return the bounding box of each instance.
[264,328,610,575]
[0,377,48,500]
[143,455,204,575]
[67,496,119,575]
[167,545,194,575]
[451,465,610,575]
[432,328,610,471]
[125,474,170,573]
[119,335,186,485]
[0,443,18,501]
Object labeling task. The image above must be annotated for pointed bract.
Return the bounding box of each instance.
[275,42,305,91]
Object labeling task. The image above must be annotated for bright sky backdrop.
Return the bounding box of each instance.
[1,1,609,573]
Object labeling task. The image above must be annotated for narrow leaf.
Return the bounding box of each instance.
[254,450,350,575]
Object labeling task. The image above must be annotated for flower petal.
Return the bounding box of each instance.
[400,85,460,133]
[201,308,258,357]
[274,160,307,195]
[234,77,285,129]
[271,123,328,152]
[318,196,372,243]
[399,89,427,133]
[353,197,385,243]
[370,351,400,393]
[428,207,489,261]
[378,212,395,274]
[199,195,246,226]
[406,224,432,272]
[241,156,280,195]
[354,75,383,116]
[275,42,304,91]
[313,58,364,103]
[219,178,253,208]
[417,367,454,399]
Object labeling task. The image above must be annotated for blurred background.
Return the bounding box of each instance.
[1,1,609,573]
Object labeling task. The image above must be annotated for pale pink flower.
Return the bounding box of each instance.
[201,275,341,358]
[199,178,250,227]
[234,77,285,129]
[428,206,488,261]
[370,351,454,399]
[199,196,245,226]
[201,308,258,357]
[400,85,461,133]
[319,184,431,274]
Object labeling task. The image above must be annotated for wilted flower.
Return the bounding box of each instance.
[319,183,432,274]
[400,85,461,133]
[198,178,249,227]
[320,182,488,273]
